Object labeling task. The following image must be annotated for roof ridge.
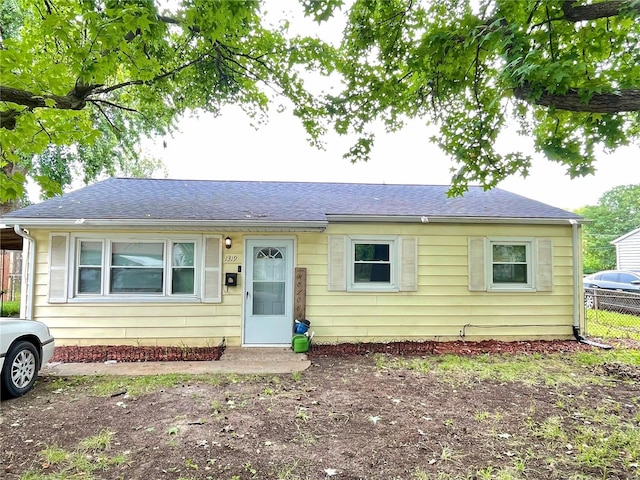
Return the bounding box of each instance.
[108,177,467,189]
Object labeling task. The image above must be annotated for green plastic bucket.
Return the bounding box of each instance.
[291,334,309,353]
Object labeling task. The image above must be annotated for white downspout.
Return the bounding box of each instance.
[14,225,35,319]
[569,219,580,332]
[569,219,612,349]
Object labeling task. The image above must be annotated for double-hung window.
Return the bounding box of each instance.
[349,237,398,292]
[78,241,103,294]
[469,237,553,293]
[491,242,530,285]
[488,239,534,291]
[328,235,417,292]
[74,237,198,298]
[171,243,196,294]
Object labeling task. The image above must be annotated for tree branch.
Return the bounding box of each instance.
[93,51,209,95]
[0,38,272,131]
[514,85,640,113]
[0,84,99,129]
[545,5,556,61]
[156,14,200,33]
[36,119,53,142]
[561,0,639,22]
[87,98,139,113]
[0,85,88,110]
[217,43,273,76]
[0,50,215,131]
[92,101,119,132]
[525,0,543,25]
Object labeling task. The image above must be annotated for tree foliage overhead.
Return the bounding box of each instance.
[1,0,639,204]
[0,0,330,203]
[308,0,640,194]
[576,184,640,273]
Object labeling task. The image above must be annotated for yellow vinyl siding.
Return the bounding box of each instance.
[30,229,241,346]
[28,223,580,346]
[303,224,577,343]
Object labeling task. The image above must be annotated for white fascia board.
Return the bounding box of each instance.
[426,216,589,225]
[326,215,588,225]
[0,218,328,232]
[325,215,421,223]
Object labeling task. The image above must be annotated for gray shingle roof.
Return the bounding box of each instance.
[1,178,580,223]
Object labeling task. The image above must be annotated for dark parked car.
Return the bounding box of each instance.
[583,270,640,314]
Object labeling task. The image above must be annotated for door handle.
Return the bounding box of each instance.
[246,291,250,298]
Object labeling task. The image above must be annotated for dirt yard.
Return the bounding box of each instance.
[1,341,639,480]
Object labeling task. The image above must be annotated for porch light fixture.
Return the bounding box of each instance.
[225,236,232,249]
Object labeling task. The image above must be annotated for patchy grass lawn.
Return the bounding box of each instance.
[1,347,639,480]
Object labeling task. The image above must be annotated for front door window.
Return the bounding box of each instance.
[253,247,286,315]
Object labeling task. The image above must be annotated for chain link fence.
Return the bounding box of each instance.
[584,288,640,341]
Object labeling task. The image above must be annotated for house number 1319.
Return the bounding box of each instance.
[224,255,239,262]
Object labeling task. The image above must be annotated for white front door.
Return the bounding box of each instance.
[243,239,294,345]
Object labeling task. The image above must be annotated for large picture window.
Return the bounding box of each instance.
[73,237,199,298]
[110,242,164,293]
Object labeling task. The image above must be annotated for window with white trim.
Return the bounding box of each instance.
[349,237,398,291]
[47,234,221,304]
[468,237,551,292]
[78,240,103,294]
[171,243,196,294]
[110,241,165,294]
[328,235,417,292]
[490,242,531,287]
[70,235,207,299]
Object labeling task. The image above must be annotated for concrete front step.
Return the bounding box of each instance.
[219,346,308,363]
[42,346,310,376]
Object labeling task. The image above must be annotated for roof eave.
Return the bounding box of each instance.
[2,215,588,229]
[1,218,328,232]
[325,215,587,225]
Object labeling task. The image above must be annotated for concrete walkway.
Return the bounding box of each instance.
[41,347,311,376]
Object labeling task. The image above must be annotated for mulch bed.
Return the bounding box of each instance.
[50,345,224,363]
[50,339,609,363]
[307,339,597,357]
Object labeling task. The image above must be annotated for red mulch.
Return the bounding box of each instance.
[50,345,224,363]
[307,339,598,357]
[49,339,615,364]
